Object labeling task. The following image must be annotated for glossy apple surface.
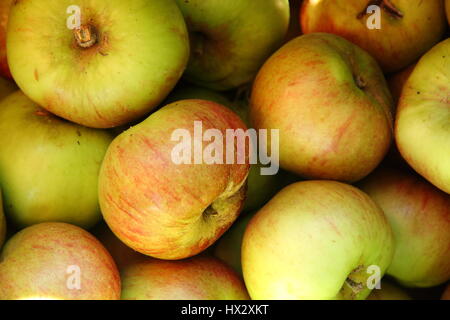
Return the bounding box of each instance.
[300,0,447,73]
[360,168,450,287]
[367,280,411,300]
[0,91,113,228]
[0,222,120,300]
[242,180,394,300]
[121,255,249,300]
[174,0,290,91]
[250,33,393,182]
[99,99,250,260]
[395,38,450,194]
[7,0,189,128]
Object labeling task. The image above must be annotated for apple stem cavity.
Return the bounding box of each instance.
[74,24,98,49]
[203,205,218,218]
[357,0,404,20]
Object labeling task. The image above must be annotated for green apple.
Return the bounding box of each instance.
[0,0,13,78]
[0,76,15,100]
[0,91,113,229]
[93,222,144,270]
[242,180,394,300]
[7,0,189,128]
[174,0,290,91]
[300,0,447,73]
[251,33,393,182]
[0,222,121,300]
[396,38,450,194]
[0,190,5,249]
[121,255,249,300]
[367,280,411,300]
[359,168,450,287]
[99,99,250,260]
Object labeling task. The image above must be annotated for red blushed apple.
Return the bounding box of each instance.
[99,99,250,260]
[359,168,450,287]
[121,255,249,300]
[0,0,13,79]
[0,222,121,300]
[300,0,447,73]
[250,33,393,182]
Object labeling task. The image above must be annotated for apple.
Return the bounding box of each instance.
[250,33,394,182]
[442,284,450,300]
[0,75,15,100]
[99,99,250,260]
[0,91,113,229]
[300,0,447,73]
[387,63,416,108]
[6,0,189,128]
[121,255,249,300]
[0,0,13,78]
[166,83,297,212]
[367,280,411,300]
[0,222,121,300]
[93,222,144,270]
[214,213,254,276]
[242,180,394,300]
[0,190,5,249]
[359,168,450,287]
[395,38,450,194]
[174,0,290,91]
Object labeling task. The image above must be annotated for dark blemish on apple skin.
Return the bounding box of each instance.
[77,141,80,145]
[417,91,421,95]
[76,129,81,137]
[34,69,39,82]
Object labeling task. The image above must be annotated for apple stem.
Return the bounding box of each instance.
[357,0,403,20]
[74,24,98,49]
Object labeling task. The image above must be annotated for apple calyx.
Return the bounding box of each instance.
[340,265,367,299]
[357,0,404,20]
[354,75,367,90]
[203,205,218,218]
[73,24,98,49]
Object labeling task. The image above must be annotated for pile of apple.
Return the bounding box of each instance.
[0,0,448,301]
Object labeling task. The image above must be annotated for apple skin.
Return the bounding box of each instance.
[0,0,13,78]
[250,33,393,183]
[300,0,447,73]
[395,38,450,194]
[121,255,249,300]
[442,284,450,300]
[0,91,114,229]
[174,0,290,91]
[242,180,394,300]
[367,280,411,300]
[359,168,450,288]
[0,222,121,300]
[99,99,250,260]
[93,223,144,270]
[6,0,189,128]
